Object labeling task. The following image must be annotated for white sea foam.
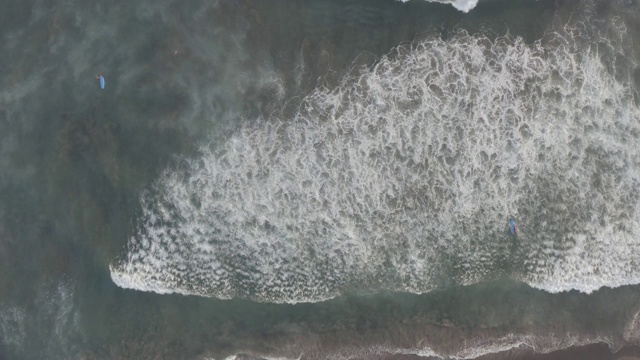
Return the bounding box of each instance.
[0,306,26,349]
[0,280,79,357]
[111,19,640,303]
[400,0,479,13]
[392,333,618,359]
[624,308,640,342]
[218,333,620,360]
[37,280,80,344]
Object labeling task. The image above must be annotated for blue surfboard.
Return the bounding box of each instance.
[99,75,105,90]
[509,219,517,235]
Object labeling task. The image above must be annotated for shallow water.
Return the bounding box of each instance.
[2,0,640,359]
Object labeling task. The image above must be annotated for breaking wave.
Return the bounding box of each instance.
[111,19,640,303]
[401,0,479,13]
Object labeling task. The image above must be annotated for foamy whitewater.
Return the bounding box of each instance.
[111,20,640,303]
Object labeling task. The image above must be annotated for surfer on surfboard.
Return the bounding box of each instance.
[96,74,105,89]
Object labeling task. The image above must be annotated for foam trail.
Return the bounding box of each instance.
[111,20,640,303]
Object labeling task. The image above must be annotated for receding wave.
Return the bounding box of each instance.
[221,333,619,360]
[111,20,640,303]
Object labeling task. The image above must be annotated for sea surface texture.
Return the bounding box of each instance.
[2,0,640,359]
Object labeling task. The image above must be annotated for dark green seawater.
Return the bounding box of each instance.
[2,0,640,359]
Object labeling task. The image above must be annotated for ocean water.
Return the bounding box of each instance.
[2,0,640,359]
